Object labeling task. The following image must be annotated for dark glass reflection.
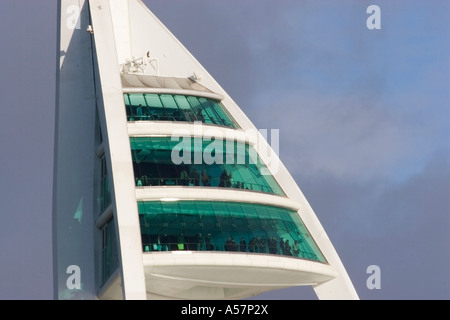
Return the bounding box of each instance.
[138,201,327,263]
[101,219,119,285]
[130,137,285,196]
[124,93,239,129]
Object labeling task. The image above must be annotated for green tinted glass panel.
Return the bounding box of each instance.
[162,202,180,214]
[186,96,202,109]
[144,94,163,108]
[130,137,285,196]
[102,219,119,285]
[138,201,327,263]
[174,95,192,109]
[198,98,221,125]
[142,201,162,213]
[210,101,233,127]
[196,202,214,215]
[160,94,178,109]
[124,93,239,128]
[129,94,146,106]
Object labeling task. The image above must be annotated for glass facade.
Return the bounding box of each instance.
[130,137,285,196]
[138,201,326,263]
[125,91,326,277]
[101,218,119,285]
[124,93,239,129]
[98,157,111,213]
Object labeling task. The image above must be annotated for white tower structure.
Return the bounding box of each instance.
[53,0,359,300]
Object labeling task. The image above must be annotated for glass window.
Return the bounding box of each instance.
[98,157,111,213]
[101,218,119,285]
[210,100,234,128]
[199,98,221,126]
[174,95,192,110]
[130,137,285,196]
[160,94,178,109]
[124,95,134,121]
[143,94,164,120]
[138,200,327,263]
[144,94,163,108]
[158,94,178,121]
[124,93,239,128]
[129,94,146,107]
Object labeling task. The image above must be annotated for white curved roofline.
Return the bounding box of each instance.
[123,87,223,101]
[122,74,224,100]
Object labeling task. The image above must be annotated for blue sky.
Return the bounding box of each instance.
[0,0,448,300]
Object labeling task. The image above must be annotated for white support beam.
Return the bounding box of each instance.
[88,0,146,300]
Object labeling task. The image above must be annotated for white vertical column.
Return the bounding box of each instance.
[89,0,146,300]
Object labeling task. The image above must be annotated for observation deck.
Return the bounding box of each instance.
[97,74,335,300]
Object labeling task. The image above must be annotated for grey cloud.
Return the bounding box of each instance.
[260,91,419,180]
[295,149,450,299]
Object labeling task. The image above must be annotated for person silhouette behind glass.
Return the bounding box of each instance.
[196,109,205,122]
[219,169,228,187]
[172,108,182,121]
[205,234,214,250]
[177,233,186,250]
[191,169,200,186]
[196,233,203,250]
[161,233,170,251]
[284,239,292,256]
[201,169,210,186]
[137,104,144,120]
[179,168,190,186]
[268,237,278,254]
[293,240,300,257]
[239,237,247,252]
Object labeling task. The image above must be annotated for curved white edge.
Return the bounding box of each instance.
[135,187,299,211]
[123,87,224,101]
[127,122,258,146]
[142,251,336,287]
